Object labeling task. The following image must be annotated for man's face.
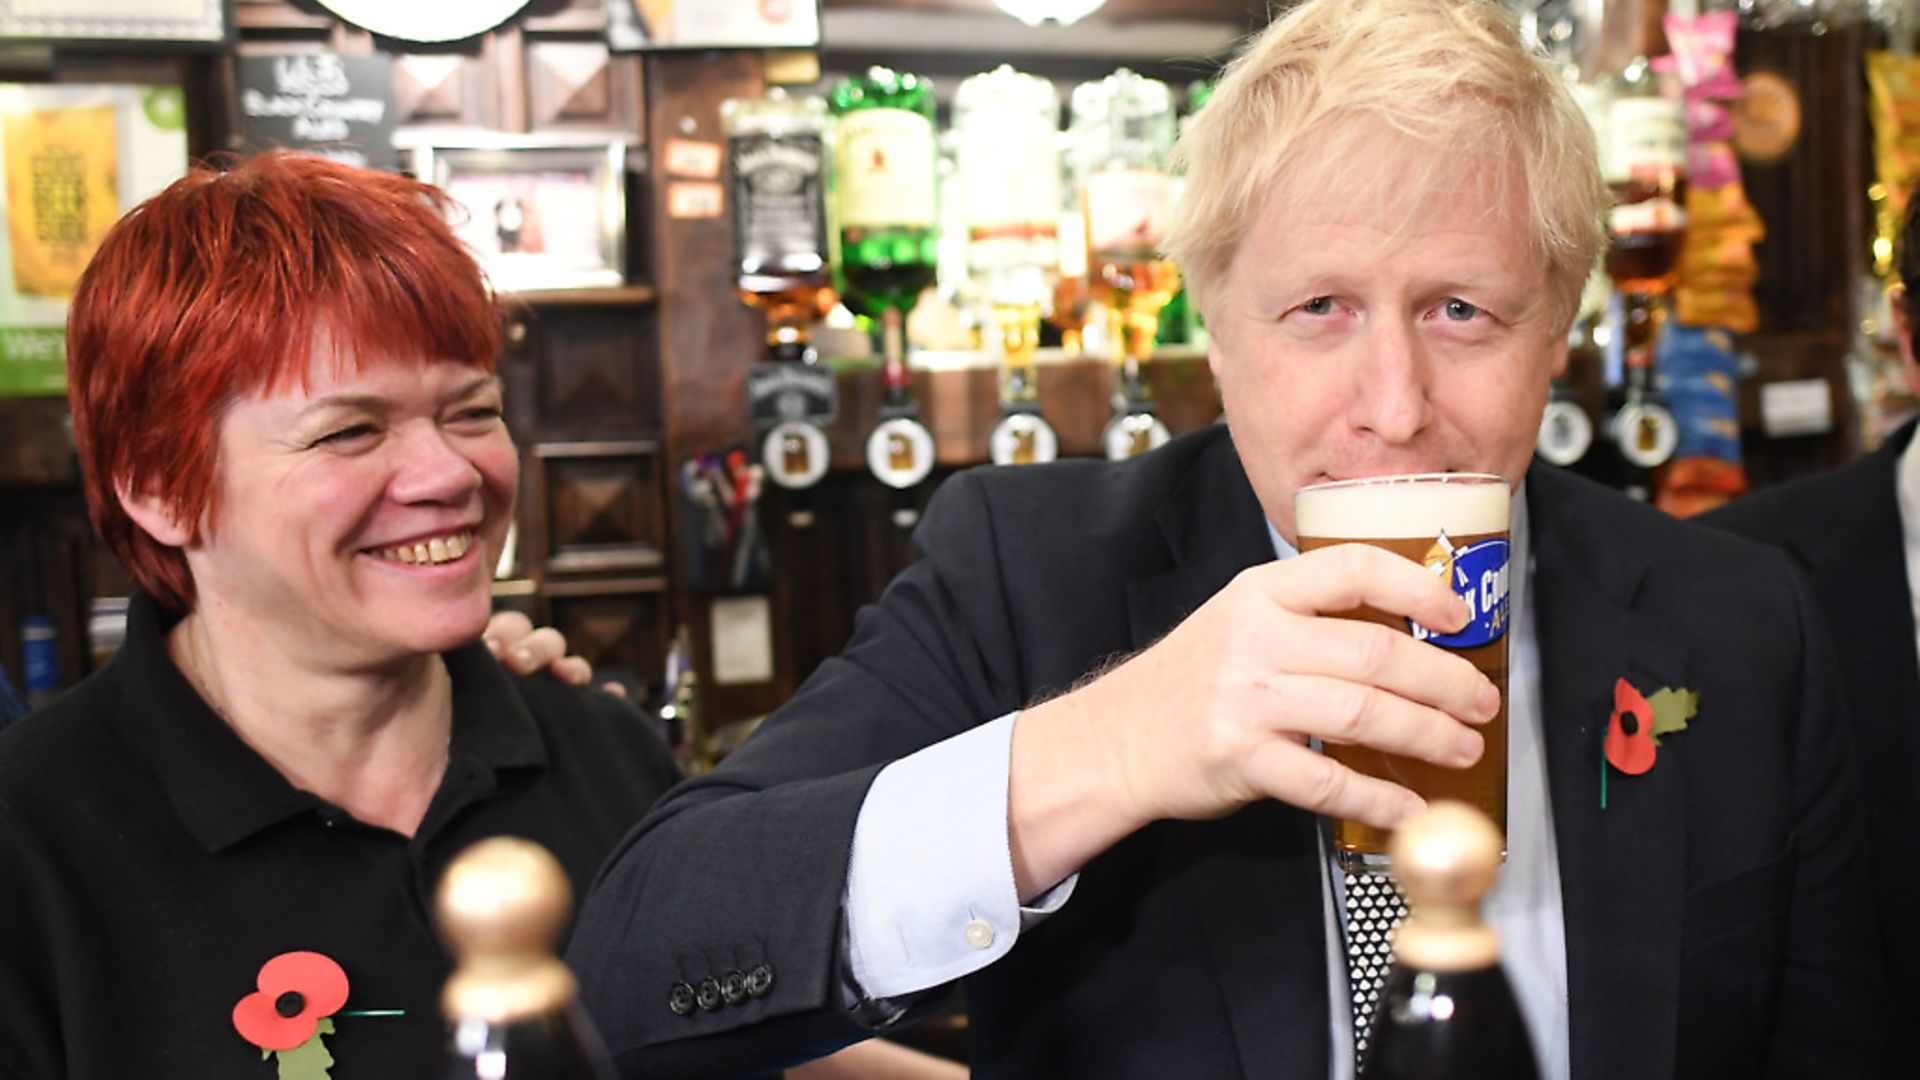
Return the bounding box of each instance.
[1207,132,1565,545]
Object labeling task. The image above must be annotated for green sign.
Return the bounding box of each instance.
[0,325,65,396]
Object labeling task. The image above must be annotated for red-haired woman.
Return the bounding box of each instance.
[0,151,676,1077]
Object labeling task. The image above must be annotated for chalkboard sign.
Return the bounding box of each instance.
[238,54,395,171]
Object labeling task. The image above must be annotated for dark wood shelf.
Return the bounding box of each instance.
[502,284,657,307]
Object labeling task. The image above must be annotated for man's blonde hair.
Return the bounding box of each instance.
[1166,0,1608,333]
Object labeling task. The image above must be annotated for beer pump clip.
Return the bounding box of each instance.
[1536,379,1594,466]
[989,404,1060,466]
[866,403,937,494]
[1610,390,1679,471]
[1102,394,1171,460]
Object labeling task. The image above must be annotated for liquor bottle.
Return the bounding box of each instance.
[1537,276,1605,470]
[1360,802,1541,1080]
[955,65,1063,465]
[1046,150,1092,356]
[830,66,939,507]
[1602,56,1685,503]
[1154,78,1215,351]
[1071,68,1179,459]
[725,88,836,495]
[1609,289,1679,502]
[436,837,615,1079]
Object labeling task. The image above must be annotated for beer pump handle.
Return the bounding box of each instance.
[1359,802,1541,1079]
[436,838,615,1079]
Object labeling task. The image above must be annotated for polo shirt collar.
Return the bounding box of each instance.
[112,592,548,853]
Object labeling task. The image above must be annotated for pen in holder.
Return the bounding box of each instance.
[677,451,771,593]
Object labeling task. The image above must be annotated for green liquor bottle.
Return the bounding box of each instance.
[831,65,938,513]
[831,65,939,402]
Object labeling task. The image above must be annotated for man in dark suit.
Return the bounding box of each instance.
[568,1,1883,1076]
[1699,196,1920,1038]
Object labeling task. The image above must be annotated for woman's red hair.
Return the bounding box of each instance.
[66,150,502,612]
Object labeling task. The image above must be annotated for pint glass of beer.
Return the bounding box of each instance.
[1293,473,1511,874]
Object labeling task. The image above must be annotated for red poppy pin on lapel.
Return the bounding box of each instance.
[1601,677,1698,809]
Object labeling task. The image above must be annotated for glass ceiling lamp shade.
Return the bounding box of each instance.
[992,0,1110,27]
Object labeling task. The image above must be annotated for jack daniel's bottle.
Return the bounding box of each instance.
[1360,802,1541,1080]
[725,88,836,496]
[436,837,615,1079]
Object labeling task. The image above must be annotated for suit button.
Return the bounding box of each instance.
[696,977,723,1011]
[721,969,748,1004]
[668,981,696,1016]
[746,963,775,998]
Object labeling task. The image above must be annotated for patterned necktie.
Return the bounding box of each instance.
[1343,869,1409,1063]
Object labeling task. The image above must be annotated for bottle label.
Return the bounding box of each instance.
[1409,537,1509,648]
[1608,98,1688,178]
[836,108,936,229]
[962,117,1061,273]
[730,132,828,277]
[1084,168,1172,260]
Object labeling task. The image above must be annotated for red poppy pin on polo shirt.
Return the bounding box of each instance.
[1600,677,1698,809]
[233,951,349,1078]
[232,951,405,1077]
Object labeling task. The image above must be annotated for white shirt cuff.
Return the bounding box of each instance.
[843,712,1077,1001]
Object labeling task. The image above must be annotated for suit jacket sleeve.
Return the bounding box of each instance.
[569,470,1032,1078]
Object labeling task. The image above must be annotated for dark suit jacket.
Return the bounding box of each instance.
[570,426,1881,1079]
[1701,419,1920,1036]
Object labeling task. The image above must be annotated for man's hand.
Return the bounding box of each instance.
[482,610,594,687]
[1008,543,1499,898]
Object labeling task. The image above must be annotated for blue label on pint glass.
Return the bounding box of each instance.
[1408,536,1509,649]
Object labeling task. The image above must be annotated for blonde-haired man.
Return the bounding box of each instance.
[573,2,1882,1076]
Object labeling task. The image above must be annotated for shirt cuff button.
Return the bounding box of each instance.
[963,918,995,950]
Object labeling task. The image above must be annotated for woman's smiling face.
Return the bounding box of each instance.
[181,344,517,668]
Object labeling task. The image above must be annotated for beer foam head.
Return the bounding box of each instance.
[1294,474,1509,539]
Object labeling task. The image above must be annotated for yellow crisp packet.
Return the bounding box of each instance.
[1676,289,1758,334]
[1685,185,1764,236]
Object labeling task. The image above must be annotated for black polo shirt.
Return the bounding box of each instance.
[0,594,678,1079]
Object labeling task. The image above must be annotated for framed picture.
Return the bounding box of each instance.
[607,0,821,51]
[0,0,231,49]
[414,139,627,293]
[0,84,191,396]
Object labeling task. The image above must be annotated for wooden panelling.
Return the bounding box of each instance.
[542,579,669,685]
[526,42,641,133]
[526,305,663,436]
[0,489,103,693]
[391,51,493,127]
[521,0,609,34]
[0,400,75,488]
[534,441,668,574]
